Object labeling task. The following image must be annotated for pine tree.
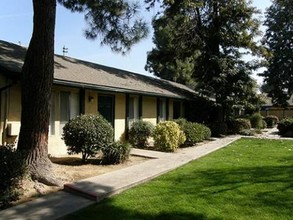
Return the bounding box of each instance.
[146,0,262,120]
[261,0,293,106]
[17,0,148,185]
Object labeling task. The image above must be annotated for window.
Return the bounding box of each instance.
[158,98,167,122]
[98,95,115,127]
[129,96,139,127]
[49,93,56,135]
[59,91,80,134]
[173,101,182,119]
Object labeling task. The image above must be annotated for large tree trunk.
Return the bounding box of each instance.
[17,0,61,186]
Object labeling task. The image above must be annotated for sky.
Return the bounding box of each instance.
[0,0,272,83]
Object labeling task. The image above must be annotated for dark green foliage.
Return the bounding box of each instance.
[277,118,293,137]
[210,122,228,137]
[185,98,217,124]
[146,0,262,120]
[129,120,154,148]
[228,118,251,134]
[58,0,149,53]
[62,114,114,162]
[173,118,188,127]
[250,113,265,129]
[264,115,279,128]
[200,124,212,140]
[101,142,131,165]
[0,145,27,209]
[175,119,211,146]
[261,0,293,106]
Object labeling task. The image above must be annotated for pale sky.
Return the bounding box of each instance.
[0,0,272,83]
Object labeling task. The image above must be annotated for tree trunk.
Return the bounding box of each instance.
[17,0,61,186]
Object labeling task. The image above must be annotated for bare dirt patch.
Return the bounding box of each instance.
[16,155,147,205]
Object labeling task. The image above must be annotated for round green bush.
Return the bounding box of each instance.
[101,142,131,165]
[200,123,212,140]
[129,120,154,148]
[228,118,251,134]
[0,145,27,209]
[176,120,211,146]
[173,118,188,127]
[250,113,265,129]
[277,118,293,137]
[62,114,114,162]
[153,121,186,152]
[264,115,279,128]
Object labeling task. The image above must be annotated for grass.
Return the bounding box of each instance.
[65,138,293,220]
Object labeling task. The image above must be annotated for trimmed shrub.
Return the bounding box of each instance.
[210,122,228,137]
[264,115,279,128]
[250,113,265,129]
[101,142,131,165]
[200,124,212,140]
[175,120,211,146]
[129,120,154,148]
[153,121,186,152]
[0,145,27,209]
[277,118,293,137]
[62,114,114,162]
[173,118,188,127]
[228,118,251,134]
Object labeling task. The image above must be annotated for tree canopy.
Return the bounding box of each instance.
[58,0,149,53]
[261,0,293,106]
[146,0,263,119]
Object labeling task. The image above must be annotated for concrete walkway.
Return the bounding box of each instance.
[1,136,240,220]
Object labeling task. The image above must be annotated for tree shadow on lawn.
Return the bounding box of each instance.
[67,164,293,220]
[161,164,293,211]
[67,203,222,220]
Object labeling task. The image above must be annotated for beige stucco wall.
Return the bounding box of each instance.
[114,93,126,141]
[5,83,21,144]
[142,96,157,126]
[85,90,98,114]
[48,86,80,155]
[0,80,182,156]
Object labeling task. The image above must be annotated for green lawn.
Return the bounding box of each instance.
[65,138,293,220]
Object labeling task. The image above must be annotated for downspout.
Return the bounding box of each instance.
[0,80,17,145]
[125,94,130,140]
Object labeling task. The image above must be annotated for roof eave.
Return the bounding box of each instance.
[53,79,193,100]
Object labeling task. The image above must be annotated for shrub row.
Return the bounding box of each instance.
[128,119,211,152]
[62,114,131,164]
[277,118,293,137]
[65,113,282,156]
[227,118,251,134]
[174,119,211,146]
[264,115,279,128]
[0,145,27,209]
[209,113,279,137]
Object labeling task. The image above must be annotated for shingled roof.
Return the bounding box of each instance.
[0,40,197,100]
